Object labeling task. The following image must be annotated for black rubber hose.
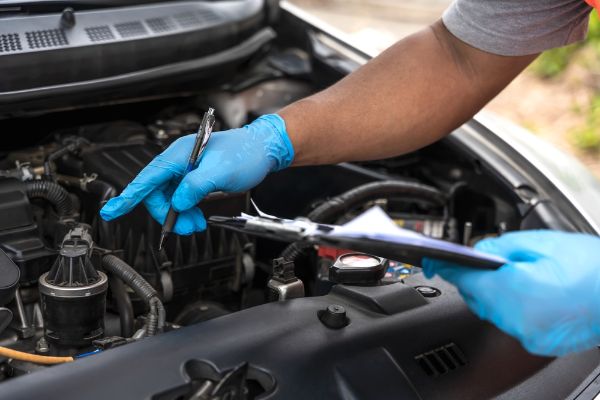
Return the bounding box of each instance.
[86,180,117,249]
[108,276,135,338]
[54,176,117,248]
[25,180,75,217]
[146,302,158,337]
[43,137,89,176]
[280,241,313,262]
[281,180,447,262]
[151,297,166,331]
[101,254,165,336]
[86,180,117,204]
[307,180,447,224]
[101,255,157,302]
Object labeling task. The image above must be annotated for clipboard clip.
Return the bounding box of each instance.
[210,213,332,242]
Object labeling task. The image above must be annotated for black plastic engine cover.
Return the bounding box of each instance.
[60,137,250,309]
[2,275,598,400]
[0,178,55,285]
[0,248,20,306]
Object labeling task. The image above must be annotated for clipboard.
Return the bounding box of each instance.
[208,207,507,270]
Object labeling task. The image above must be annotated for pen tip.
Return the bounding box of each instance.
[158,232,167,251]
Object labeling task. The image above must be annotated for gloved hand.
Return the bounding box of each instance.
[100,114,294,234]
[423,230,600,357]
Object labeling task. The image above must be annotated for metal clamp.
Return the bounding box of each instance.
[79,173,98,191]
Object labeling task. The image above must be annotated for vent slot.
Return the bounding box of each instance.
[85,26,115,42]
[174,12,201,28]
[115,21,148,38]
[26,29,68,49]
[414,343,467,378]
[0,33,22,53]
[196,9,219,22]
[175,9,220,28]
[146,17,176,33]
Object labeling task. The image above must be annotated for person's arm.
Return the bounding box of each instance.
[281,20,536,165]
[99,0,599,360]
[99,21,536,231]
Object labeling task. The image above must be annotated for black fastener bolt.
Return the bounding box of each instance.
[60,7,76,29]
[318,304,349,329]
[415,286,441,298]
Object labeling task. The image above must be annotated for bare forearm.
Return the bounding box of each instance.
[279,20,537,166]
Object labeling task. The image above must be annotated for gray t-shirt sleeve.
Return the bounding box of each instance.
[442,0,592,56]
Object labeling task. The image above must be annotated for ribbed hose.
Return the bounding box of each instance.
[25,180,75,217]
[152,297,166,331]
[102,255,156,300]
[101,255,165,336]
[147,302,158,337]
[280,241,313,262]
[307,180,447,224]
[281,180,448,262]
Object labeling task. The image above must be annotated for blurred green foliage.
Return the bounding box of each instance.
[588,10,600,47]
[529,11,600,152]
[572,128,600,151]
[572,94,600,152]
[530,11,600,79]
[529,44,580,78]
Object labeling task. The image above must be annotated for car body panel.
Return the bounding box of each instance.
[474,111,600,233]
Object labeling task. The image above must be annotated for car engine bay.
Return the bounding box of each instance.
[0,77,597,399]
[0,83,508,349]
[0,1,599,397]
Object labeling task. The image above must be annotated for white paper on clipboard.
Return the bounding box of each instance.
[330,206,507,265]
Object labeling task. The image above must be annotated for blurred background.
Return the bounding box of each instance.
[288,0,600,177]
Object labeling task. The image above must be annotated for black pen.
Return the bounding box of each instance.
[158,108,215,251]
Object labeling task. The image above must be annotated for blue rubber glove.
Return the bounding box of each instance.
[100,114,294,234]
[423,230,600,357]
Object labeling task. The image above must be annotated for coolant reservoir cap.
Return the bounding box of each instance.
[0,248,20,306]
[329,253,387,285]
